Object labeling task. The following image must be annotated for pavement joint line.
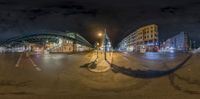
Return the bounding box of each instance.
[123,56,129,61]
[118,53,130,62]
[35,67,42,71]
[29,57,42,71]
[15,53,23,67]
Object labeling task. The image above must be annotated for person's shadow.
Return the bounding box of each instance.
[109,54,192,78]
[80,58,98,69]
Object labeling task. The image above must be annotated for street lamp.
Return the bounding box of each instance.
[98,33,103,37]
[96,42,100,46]
[88,29,110,73]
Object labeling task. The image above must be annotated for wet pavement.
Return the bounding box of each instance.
[0,51,199,99]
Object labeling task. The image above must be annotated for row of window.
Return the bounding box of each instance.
[120,25,158,46]
[63,40,73,44]
[121,34,158,44]
[142,26,158,34]
[144,34,157,39]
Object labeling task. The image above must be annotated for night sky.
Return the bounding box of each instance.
[0,0,200,47]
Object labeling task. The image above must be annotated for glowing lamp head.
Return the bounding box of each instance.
[98,33,103,37]
[97,43,100,46]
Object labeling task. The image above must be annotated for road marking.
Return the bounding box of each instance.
[118,53,129,61]
[15,52,42,71]
[123,57,129,61]
[28,57,38,67]
[27,55,42,71]
[16,53,23,67]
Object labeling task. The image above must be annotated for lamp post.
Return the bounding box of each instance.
[96,42,99,59]
[88,29,110,73]
[97,28,107,60]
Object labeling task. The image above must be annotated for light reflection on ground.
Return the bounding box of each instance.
[143,52,177,60]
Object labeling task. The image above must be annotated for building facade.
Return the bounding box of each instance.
[118,24,159,52]
[160,32,189,52]
[1,32,92,53]
[48,38,91,53]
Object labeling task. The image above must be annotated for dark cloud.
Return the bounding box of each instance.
[17,2,98,21]
[0,1,8,5]
[57,4,84,10]
[61,9,98,16]
[161,6,179,14]
[20,8,51,21]
[0,1,14,5]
